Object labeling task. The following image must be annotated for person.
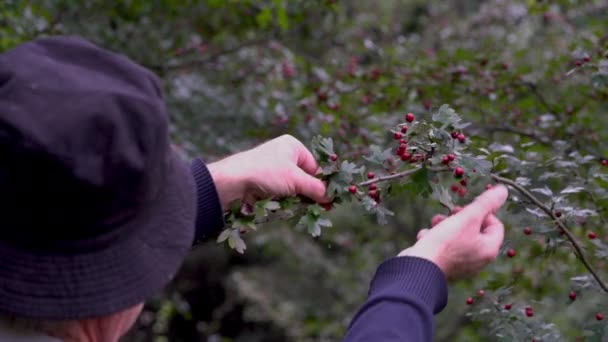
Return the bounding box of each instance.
[0,36,508,342]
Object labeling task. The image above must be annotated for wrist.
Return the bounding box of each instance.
[207,159,246,211]
[398,244,447,278]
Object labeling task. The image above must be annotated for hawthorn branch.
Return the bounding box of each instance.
[357,166,451,187]
[491,174,608,293]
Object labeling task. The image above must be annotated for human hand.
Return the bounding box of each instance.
[207,134,329,211]
[398,185,509,280]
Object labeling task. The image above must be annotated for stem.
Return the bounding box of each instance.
[491,174,608,293]
[357,166,451,186]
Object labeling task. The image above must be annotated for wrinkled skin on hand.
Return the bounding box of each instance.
[399,185,509,280]
[207,134,329,211]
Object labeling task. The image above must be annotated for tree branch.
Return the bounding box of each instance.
[357,166,451,186]
[149,37,272,73]
[491,174,608,293]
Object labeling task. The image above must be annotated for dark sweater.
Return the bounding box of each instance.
[191,159,449,341]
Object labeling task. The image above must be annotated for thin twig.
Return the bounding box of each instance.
[357,166,451,186]
[491,174,608,292]
[149,37,272,72]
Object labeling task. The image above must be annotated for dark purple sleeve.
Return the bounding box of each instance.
[343,256,448,342]
[190,158,225,243]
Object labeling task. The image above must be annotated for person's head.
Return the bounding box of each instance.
[0,36,196,340]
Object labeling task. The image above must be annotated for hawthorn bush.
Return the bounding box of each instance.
[3,0,608,341]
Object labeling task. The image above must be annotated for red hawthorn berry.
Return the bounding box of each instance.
[525,308,534,317]
[423,99,432,110]
[348,185,357,194]
[394,132,403,140]
[454,167,465,178]
[367,172,375,179]
[597,313,604,321]
[524,227,532,235]
[400,152,411,161]
[399,138,407,144]
[405,112,415,123]
[320,202,333,211]
[602,159,608,166]
[458,187,467,197]
[478,290,485,297]
[330,154,338,161]
[569,291,577,301]
[555,211,562,218]
[457,133,466,143]
[397,145,406,155]
[583,56,590,63]
[466,297,474,305]
[316,91,328,102]
[441,156,450,165]
[282,62,296,77]
[370,68,381,80]
[401,126,408,133]
[507,248,516,258]
[504,303,512,310]
[368,189,379,199]
[486,184,493,190]
[460,178,467,186]
[588,231,597,239]
[451,184,460,193]
[451,131,459,139]
[447,154,456,161]
[575,60,583,67]
[369,183,378,191]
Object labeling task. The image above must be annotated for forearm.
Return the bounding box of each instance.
[343,257,448,342]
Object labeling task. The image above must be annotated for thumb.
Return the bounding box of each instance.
[291,167,330,203]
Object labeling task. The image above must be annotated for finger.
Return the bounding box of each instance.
[480,214,505,257]
[291,139,321,176]
[416,228,430,240]
[450,207,463,215]
[455,185,508,225]
[431,215,447,227]
[291,167,330,203]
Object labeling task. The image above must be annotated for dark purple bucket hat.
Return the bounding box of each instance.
[0,36,196,319]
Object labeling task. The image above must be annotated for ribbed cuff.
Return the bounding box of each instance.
[191,158,225,244]
[370,256,448,314]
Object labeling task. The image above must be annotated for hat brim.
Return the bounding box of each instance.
[0,151,196,320]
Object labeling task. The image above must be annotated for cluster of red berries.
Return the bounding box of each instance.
[448,165,468,197]
[346,172,382,203]
[574,55,591,67]
[394,113,426,163]
[451,131,466,143]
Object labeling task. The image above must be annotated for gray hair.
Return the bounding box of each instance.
[0,313,73,340]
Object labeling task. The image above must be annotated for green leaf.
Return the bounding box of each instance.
[364,145,394,166]
[228,230,247,254]
[326,161,364,196]
[311,135,335,163]
[274,0,289,31]
[361,196,394,225]
[401,167,432,196]
[432,104,470,130]
[217,229,231,243]
[431,184,454,211]
[459,155,492,176]
[297,210,332,237]
[256,7,272,28]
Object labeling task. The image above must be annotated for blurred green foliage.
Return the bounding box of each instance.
[2,0,608,341]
